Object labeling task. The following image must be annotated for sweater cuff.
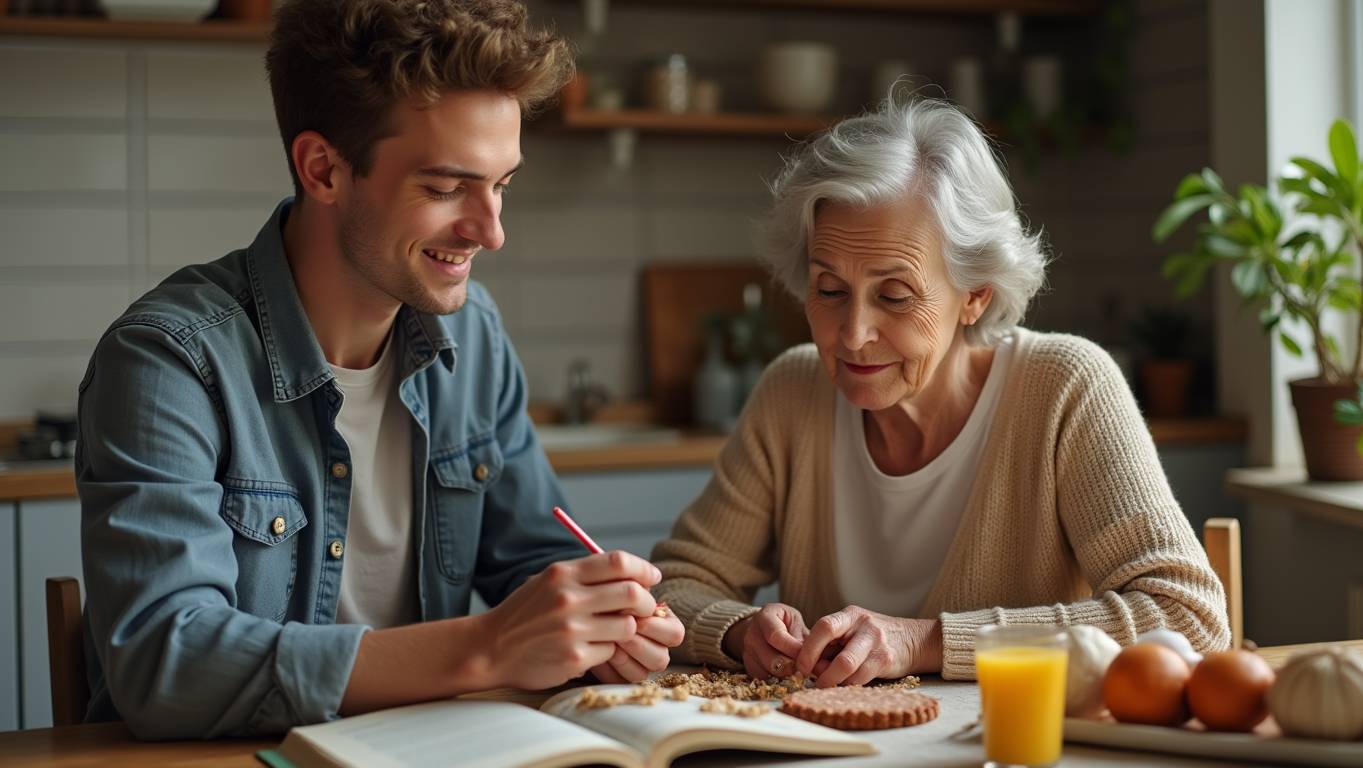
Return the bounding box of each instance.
[687,600,761,670]
[939,605,1065,680]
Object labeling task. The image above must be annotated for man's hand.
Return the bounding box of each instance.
[589,609,685,683]
[722,602,809,681]
[795,605,943,687]
[481,551,661,690]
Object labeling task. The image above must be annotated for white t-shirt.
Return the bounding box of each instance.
[332,334,419,629]
[832,334,1015,618]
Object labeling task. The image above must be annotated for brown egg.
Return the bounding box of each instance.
[1187,650,1275,732]
[1103,643,1191,726]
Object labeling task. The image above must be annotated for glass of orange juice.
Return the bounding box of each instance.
[975,624,1069,768]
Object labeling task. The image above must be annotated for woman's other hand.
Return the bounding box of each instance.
[722,602,810,681]
[796,606,943,687]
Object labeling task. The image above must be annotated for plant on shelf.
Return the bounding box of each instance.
[1128,305,1194,418]
[1154,118,1363,479]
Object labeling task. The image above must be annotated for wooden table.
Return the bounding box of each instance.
[3,640,1359,767]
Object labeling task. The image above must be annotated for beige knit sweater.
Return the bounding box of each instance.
[652,329,1230,680]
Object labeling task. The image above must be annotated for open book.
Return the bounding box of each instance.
[259,684,876,768]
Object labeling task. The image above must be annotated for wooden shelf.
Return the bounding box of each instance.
[565,0,1097,15]
[0,16,269,43]
[550,108,833,137]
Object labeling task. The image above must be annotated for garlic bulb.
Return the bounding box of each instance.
[1136,628,1203,668]
[1268,646,1363,740]
[1065,624,1122,717]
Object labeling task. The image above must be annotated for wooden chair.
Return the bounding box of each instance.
[1202,518,1244,649]
[45,576,90,727]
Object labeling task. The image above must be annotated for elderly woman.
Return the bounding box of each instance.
[651,98,1229,686]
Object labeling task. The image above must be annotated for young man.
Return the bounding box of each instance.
[76,0,682,739]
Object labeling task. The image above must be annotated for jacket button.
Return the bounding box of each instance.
[329,539,345,559]
[331,462,349,479]
[272,516,287,536]
[473,463,490,482]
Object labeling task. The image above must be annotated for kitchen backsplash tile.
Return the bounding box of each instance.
[0,210,129,269]
[147,135,292,193]
[146,50,275,123]
[0,46,126,119]
[0,135,126,192]
[0,283,133,345]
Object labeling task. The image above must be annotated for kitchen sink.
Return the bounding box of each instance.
[534,423,681,451]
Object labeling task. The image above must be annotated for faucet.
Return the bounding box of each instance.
[563,358,610,424]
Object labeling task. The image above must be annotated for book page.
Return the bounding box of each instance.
[541,686,876,768]
[279,699,641,768]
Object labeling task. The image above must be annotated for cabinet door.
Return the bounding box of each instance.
[17,498,83,730]
[0,502,17,732]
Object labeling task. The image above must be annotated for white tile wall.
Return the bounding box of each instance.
[0,135,127,192]
[0,46,126,119]
[0,283,134,345]
[146,50,275,122]
[147,135,291,193]
[0,353,92,418]
[0,209,129,269]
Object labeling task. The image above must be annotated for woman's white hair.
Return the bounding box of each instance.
[761,96,1048,346]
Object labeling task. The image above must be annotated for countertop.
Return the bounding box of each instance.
[0,415,1246,502]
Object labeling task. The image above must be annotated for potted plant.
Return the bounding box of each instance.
[1129,306,1194,418]
[1154,119,1363,480]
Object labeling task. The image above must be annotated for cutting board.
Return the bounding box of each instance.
[642,261,810,426]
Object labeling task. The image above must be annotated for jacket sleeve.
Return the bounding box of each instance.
[78,323,366,738]
[937,345,1230,680]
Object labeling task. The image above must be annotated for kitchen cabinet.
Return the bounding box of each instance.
[0,502,17,732]
[15,498,83,730]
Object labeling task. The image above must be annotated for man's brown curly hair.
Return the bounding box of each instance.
[266,0,573,197]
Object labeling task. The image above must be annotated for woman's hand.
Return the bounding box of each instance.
[795,606,943,687]
[723,602,810,681]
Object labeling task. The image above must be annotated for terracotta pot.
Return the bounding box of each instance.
[1289,378,1363,481]
[1139,358,1193,418]
[217,0,272,21]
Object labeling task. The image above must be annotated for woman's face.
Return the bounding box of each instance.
[805,194,982,411]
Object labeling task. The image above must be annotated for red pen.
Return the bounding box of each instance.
[552,505,603,554]
[552,505,669,617]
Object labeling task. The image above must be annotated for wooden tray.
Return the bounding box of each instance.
[1065,717,1363,767]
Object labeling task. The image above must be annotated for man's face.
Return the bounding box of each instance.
[334,89,522,315]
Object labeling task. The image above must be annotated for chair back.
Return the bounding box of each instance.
[1202,518,1244,649]
[45,576,89,727]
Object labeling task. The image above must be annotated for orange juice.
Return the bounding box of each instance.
[977,645,1068,766]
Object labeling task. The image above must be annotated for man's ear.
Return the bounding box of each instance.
[290,131,346,205]
[961,284,994,326]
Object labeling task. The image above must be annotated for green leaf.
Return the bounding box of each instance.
[1282,230,1317,251]
[1328,282,1363,311]
[1175,173,1209,200]
[1244,187,1280,239]
[1201,168,1225,195]
[1205,234,1248,258]
[1335,397,1363,426]
[1279,331,1304,357]
[1329,119,1359,185]
[1153,194,1215,242]
[1231,260,1266,296]
[1258,305,1282,332]
[1292,156,1337,184]
[1278,176,1318,197]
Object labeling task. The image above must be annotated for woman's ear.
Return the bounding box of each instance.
[291,131,347,205]
[961,284,994,326]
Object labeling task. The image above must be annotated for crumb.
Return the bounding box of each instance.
[653,667,811,701]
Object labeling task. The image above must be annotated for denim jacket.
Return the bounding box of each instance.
[76,200,583,738]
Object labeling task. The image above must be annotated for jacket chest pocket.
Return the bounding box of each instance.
[219,478,308,622]
[430,434,503,584]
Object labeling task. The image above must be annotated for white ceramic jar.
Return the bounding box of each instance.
[760,42,837,114]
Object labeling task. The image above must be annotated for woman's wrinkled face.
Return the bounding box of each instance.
[805,195,973,411]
